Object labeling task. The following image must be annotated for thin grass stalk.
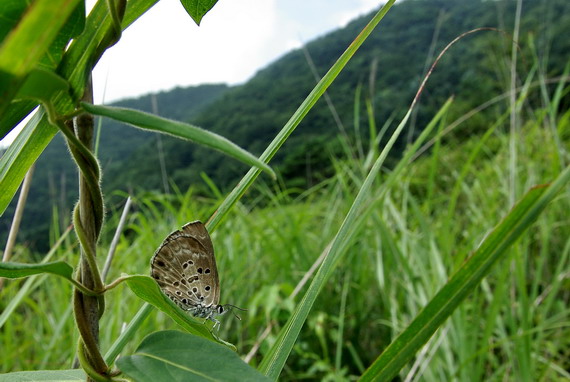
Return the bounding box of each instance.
[102,196,132,281]
[0,165,35,290]
[335,272,350,371]
[508,0,522,206]
[104,303,153,366]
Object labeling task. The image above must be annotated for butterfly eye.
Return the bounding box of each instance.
[217,305,224,314]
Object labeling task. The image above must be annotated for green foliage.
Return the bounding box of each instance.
[0,260,73,279]
[0,85,229,251]
[116,331,269,381]
[1,0,570,381]
[121,275,232,347]
[5,0,570,251]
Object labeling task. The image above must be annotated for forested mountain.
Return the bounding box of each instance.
[1,84,229,249]
[113,0,570,191]
[2,0,569,250]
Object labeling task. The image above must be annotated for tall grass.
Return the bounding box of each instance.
[2,81,568,379]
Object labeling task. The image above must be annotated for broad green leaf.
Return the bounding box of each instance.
[0,261,73,279]
[179,0,218,25]
[122,275,235,349]
[0,369,85,382]
[0,1,82,139]
[117,330,269,381]
[0,0,81,113]
[360,163,570,381]
[39,2,85,70]
[0,0,81,76]
[15,68,70,104]
[0,256,93,296]
[0,0,33,44]
[81,102,275,178]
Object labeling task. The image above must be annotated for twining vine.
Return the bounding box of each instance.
[50,0,126,380]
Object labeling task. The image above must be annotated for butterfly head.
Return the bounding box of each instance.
[220,304,247,321]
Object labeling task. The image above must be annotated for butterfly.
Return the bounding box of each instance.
[150,221,240,329]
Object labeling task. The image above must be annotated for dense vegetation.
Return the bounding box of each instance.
[1,0,569,380]
[2,0,569,252]
[2,86,568,380]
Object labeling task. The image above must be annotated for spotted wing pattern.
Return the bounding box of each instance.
[151,221,221,312]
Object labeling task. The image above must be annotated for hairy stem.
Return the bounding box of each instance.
[67,81,108,380]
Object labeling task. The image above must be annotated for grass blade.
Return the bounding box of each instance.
[207,0,397,232]
[81,102,275,178]
[360,164,570,381]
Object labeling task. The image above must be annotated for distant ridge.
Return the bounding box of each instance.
[2,0,569,251]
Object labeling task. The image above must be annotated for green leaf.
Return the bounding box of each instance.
[0,261,73,280]
[0,0,32,44]
[81,102,275,178]
[0,255,95,296]
[123,0,160,29]
[122,275,235,349]
[116,330,269,381]
[360,164,570,381]
[0,369,85,382]
[0,110,58,217]
[15,68,70,104]
[179,0,218,25]
[0,0,81,113]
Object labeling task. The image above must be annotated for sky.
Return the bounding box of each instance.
[0,0,381,147]
[92,0,380,103]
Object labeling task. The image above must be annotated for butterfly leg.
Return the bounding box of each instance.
[210,317,221,332]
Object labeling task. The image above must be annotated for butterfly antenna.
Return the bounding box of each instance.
[224,304,247,320]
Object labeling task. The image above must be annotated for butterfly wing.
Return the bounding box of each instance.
[151,221,220,308]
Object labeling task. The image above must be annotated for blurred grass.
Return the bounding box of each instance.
[1,98,568,379]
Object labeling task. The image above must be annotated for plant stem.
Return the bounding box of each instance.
[68,81,108,381]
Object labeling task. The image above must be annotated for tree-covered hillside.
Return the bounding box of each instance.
[1,84,228,250]
[117,0,570,190]
[2,0,569,251]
